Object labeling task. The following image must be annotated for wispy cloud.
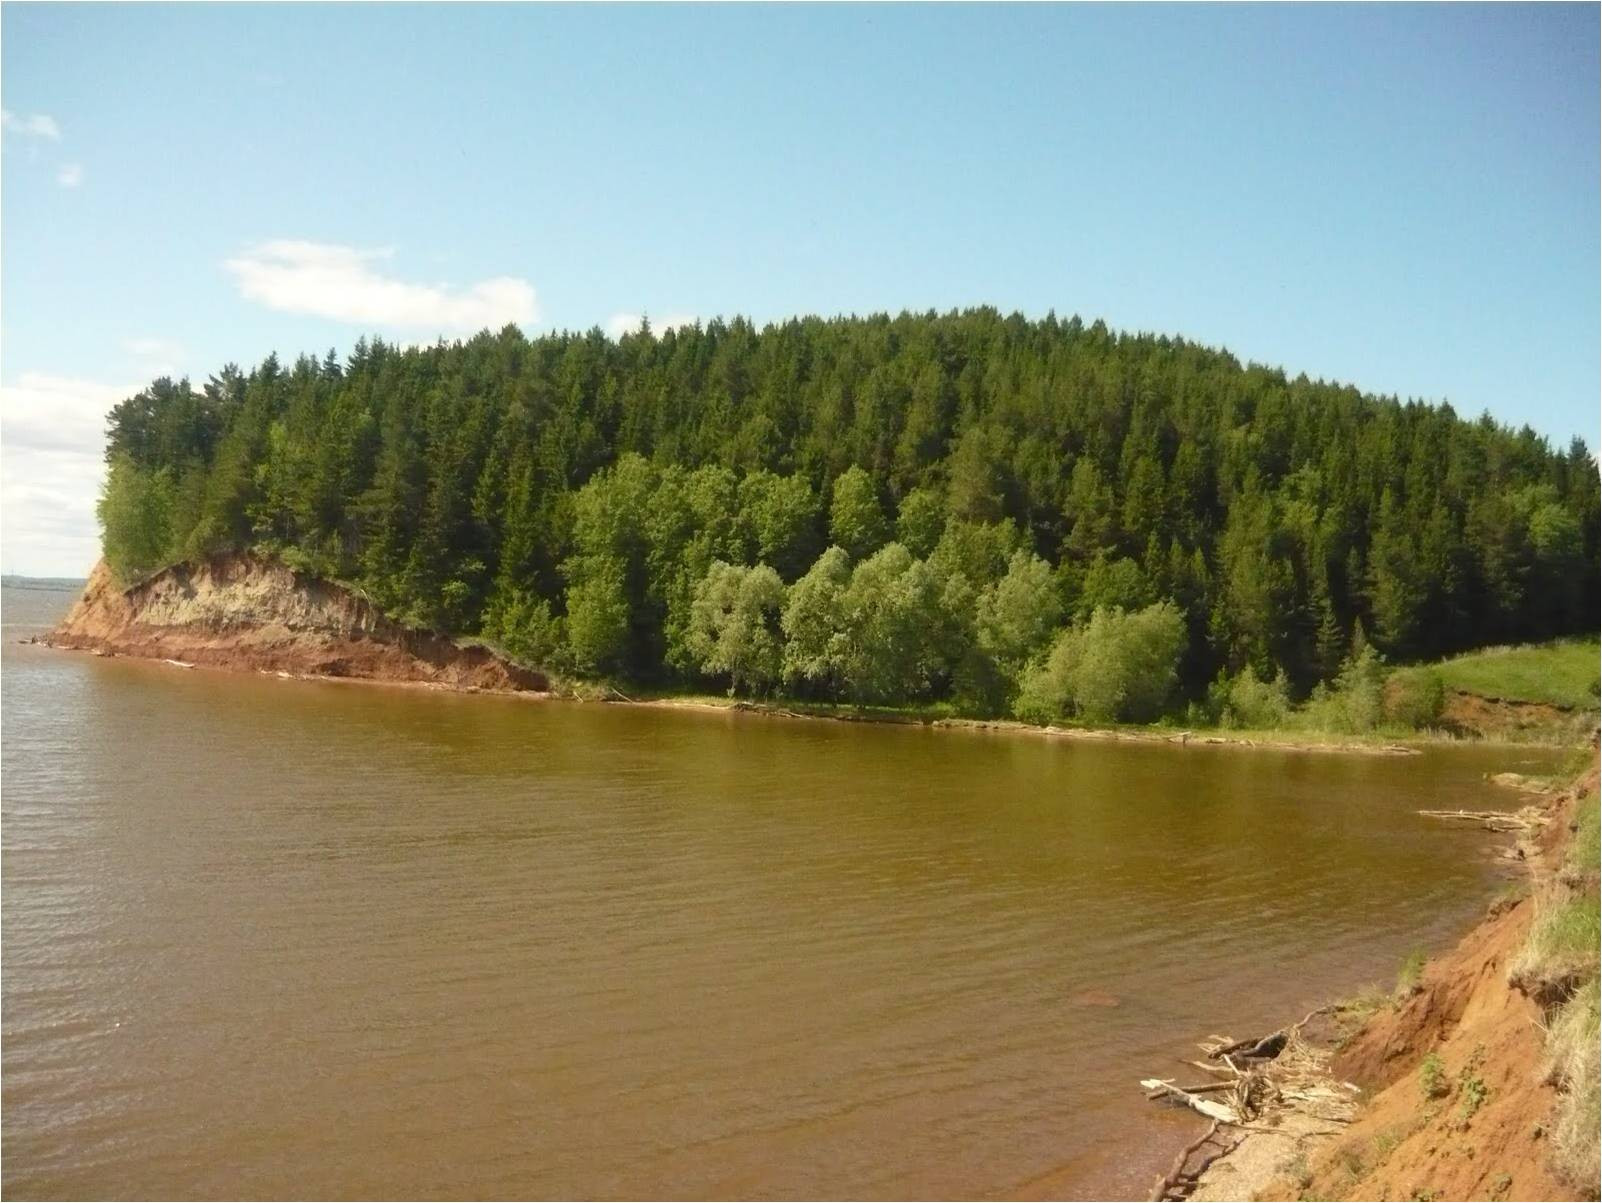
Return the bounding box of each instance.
[222,240,538,332]
[121,337,186,379]
[605,312,699,340]
[56,162,84,188]
[0,373,133,577]
[1,109,61,140]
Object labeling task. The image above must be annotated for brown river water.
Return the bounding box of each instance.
[0,583,1566,1200]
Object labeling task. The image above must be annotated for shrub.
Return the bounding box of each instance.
[1388,669,1447,729]
[1396,947,1427,995]
[1419,1052,1448,1100]
[1013,601,1187,725]
[1303,644,1387,733]
[1217,667,1292,729]
[483,588,568,671]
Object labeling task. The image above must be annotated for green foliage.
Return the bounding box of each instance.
[564,556,632,674]
[781,546,852,694]
[835,544,949,704]
[1424,639,1601,711]
[1014,601,1187,725]
[895,487,947,558]
[482,588,568,672]
[828,466,889,562]
[97,454,177,583]
[1075,553,1153,620]
[1212,667,1293,729]
[686,561,787,695]
[89,313,1599,708]
[1515,894,1602,985]
[975,550,1063,686]
[737,471,821,582]
[1302,644,1387,734]
[1396,947,1427,995]
[1418,1052,1448,1100]
[1386,669,1447,730]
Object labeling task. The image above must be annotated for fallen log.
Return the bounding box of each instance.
[1140,1079,1241,1123]
[1418,808,1538,831]
[1209,1030,1286,1061]
[1145,1080,1237,1099]
[1148,1119,1222,1202]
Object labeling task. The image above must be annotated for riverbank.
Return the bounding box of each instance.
[42,555,547,693]
[41,555,1596,756]
[1151,750,1600,1202]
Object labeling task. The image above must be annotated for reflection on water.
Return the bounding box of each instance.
[1,586,1561,1199]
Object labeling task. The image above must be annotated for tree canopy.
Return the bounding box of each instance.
[98,308,1600,715]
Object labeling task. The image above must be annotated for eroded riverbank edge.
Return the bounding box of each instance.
[1153,753,1600,1203]
[43,554,1591,758]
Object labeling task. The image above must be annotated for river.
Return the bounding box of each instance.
[0,583,1565,1200]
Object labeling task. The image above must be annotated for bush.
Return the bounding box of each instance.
[1419,1052,1448,1100]
[1387,669,1447,730]
[1302,644,1387,733]
[1013,601,1187,725]
[482,588,569,672]
[1215,667,1292,729]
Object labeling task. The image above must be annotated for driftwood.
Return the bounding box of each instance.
[1148,1119,1230,1202]
[1140,1079,1241,1123]
[1207,1030,1287,1061]
[1144,1013,1365,1200]
[1145,1080,1237,1098]
[1418,808,1541,832]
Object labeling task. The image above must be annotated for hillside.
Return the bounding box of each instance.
[91,311,1599,720]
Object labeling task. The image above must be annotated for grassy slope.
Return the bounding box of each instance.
[1401,638,1601,710]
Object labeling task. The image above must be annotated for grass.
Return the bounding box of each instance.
[1546,978,1600,1193]
[1419,1052,1449,1100]
[1396,948,1428,996]
[1510,893,1601,996]
[1566,792,1600,878]
[1407,638,1601,711]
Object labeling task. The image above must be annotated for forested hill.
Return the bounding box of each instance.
[98,309,1599,719]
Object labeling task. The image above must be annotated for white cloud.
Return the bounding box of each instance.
[121,337,186,378]
[0,374,134,577]
[56,162,84,188]
[222,240,538,332]
[605,312,699,340]
[1,109,61,140]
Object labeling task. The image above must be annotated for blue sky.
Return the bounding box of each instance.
[2,3,1597,575]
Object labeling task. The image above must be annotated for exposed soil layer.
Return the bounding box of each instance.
[1442,688,1590,743]
[1182,759,1599,1202]
[45,555,547,693]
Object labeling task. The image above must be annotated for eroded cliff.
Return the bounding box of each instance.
[48,555,547,693]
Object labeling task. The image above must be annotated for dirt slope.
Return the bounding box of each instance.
[46,554,547,693]
[1246,761,1599,1203]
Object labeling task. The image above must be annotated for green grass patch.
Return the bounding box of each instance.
[1548,978,1600,1194]
[1419,1051,1449,1100]
[1396,947,1428,995]
[1414,638,1600,710]
[1568,792,1600,878]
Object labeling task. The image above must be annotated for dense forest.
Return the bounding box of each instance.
[98,308,1600,723]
